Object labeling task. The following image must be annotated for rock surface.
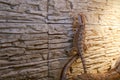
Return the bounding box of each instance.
[0,0,120,80]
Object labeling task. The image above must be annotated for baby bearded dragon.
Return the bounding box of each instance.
[60,14,87,80]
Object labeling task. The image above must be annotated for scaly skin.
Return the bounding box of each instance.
[60,14,87,80]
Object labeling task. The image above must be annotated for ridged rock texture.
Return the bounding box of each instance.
[0,0,120,80]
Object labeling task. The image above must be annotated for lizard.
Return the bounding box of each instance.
[60,14,87,80]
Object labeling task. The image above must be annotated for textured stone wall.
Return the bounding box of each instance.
[0,0,49,80]
[0,0,120,80]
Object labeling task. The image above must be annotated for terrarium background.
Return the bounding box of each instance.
[0,0,120,80]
